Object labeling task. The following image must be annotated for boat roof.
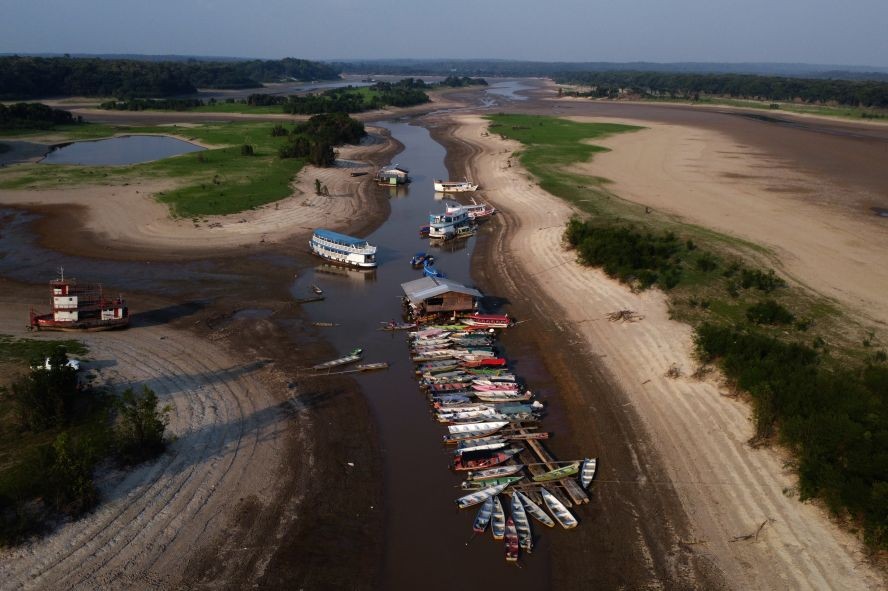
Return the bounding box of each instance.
[401,276,484,304]
[313,228,369,246]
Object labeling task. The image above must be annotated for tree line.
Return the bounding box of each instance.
[555,71,888,108]
[276,113,366,167]
[0,56,341,100]
[0,102,79,129]
[282,79,432,115]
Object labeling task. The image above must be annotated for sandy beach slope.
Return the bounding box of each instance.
[450,113,884,590]
[569,116,888,326]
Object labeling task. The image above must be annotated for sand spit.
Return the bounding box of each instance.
[568,116,888,326]
[451,113,884,590]
[0,127,396,260]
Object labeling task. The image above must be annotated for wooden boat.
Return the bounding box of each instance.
[472,377,518,387]
[455,435,505,451]
[511,492,533,553]
[447,421,509,436]
[579,458,598,489]
[443,429,502,445]
[349,171,368,177]
[438,409,498,423]
[475,391,533,403]
[504,517,519,562]
[473,496,495,534]
[472,382,521,392]
[456,481,510,509]
[379,321,416,331]
[310,284,324,295]
[434,179,479,193]
[355,362,389,372]
[452,447,522,471]
[532,462,580,482]
[311,348,362,370]
[312,321,340,327]
[454,440,507,454]
[491,496,506,540]
[416,360,460,374]
[461,313,512,329]
[466,464,525,482]
[541,487,578,529]
[428,383,473,395]
[515,491,555,528]
[461,475,523,491]
[462,358,507,368]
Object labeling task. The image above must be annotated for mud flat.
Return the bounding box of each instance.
[437,113,885,590]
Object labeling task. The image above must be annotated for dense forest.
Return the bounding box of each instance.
[0,102,78,129]
[555,71,888,108]
[0,56,340,99]
[282,79,431,114]
[337,59,888,81]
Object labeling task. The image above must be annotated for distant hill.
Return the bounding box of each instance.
[0,56,341,100]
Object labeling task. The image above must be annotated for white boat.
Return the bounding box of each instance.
[446,201,496,220]
[309,229,377,268]
[473,496,495,534]
[428,206,473,240]
[456,481,510,509]
[540,487,578,529]
[491,496,506,540]
[455,437,506,453]
[580,458,598,489]
[511,492,533,553]
[516,491,555,528]
[311,348,363,370]
[434,179,479,192]
[447,421,509,435]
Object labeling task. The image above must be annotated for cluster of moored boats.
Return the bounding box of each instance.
[403,316,597,563]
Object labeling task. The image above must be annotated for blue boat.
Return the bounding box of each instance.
[411,252,435,268]
[423,261,446,278]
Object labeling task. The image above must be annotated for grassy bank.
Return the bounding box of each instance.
[489,113,888,549]
[0,121,307,217]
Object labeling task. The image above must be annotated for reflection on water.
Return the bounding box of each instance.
[41,135,204,166]
[486,79,532,101]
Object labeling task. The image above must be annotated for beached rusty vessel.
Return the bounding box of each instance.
[29,270,128,331]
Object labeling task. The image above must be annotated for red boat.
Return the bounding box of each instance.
[505,517,520,562]
[460,313,512,329]
[462,358,507,368]
[452,448,521,471]
[29,271,128,332]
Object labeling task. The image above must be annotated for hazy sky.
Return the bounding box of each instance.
[2,0,887,67]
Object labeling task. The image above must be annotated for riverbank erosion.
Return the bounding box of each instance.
[437,113,884,589]
[0,127,399,261]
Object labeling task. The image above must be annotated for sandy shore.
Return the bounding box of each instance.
[566,116,888,326]
[1,127,398,260]
[449,113,884,590]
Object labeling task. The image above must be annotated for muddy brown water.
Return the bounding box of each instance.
[292,120,553,589]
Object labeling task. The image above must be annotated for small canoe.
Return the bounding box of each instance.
[438,409,498,424]
[504,517,519,562]
[310,284,324,295]
[462,358,507,368]
[532,462,580,482]
[475,391,533,403]
[453,440,507,455]
[511,492,533,553]
[491,496,506,540]
[456,481,510,509]
[355,362,389,372]
[516,491,555,528]
[466,464,525,482]
[541,487,578,529]
[311,348,363,370]
[380,321,417,331]
[452,447,523,471]
[461,475,523,491]
[473,496,494,534]
[579,458,598,489]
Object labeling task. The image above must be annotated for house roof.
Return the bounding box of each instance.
[401,276,483,304]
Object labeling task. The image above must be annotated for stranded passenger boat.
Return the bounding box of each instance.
[428,206,473,240]
[434,179,479,193]
[309,229,377,268]
[29,271,128,331]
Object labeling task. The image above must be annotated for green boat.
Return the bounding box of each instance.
[532,462,580,482]
[461,475,524,491]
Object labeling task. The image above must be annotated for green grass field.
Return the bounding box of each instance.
[0,121,305,217]
[191,103,285,114]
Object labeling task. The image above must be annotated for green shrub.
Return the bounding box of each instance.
[746,299,795,325]
[114,386,169,466]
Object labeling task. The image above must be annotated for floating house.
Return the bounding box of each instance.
[401,276,483,316]
[374,165,410,186]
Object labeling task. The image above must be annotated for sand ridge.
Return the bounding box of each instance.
[450,113,884,590]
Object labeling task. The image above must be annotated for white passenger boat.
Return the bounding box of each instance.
[434,179,479,192]
[428,206,473,239]
[309,229,377,268]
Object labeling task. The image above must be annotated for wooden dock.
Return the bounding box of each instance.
[512,423,589,508]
